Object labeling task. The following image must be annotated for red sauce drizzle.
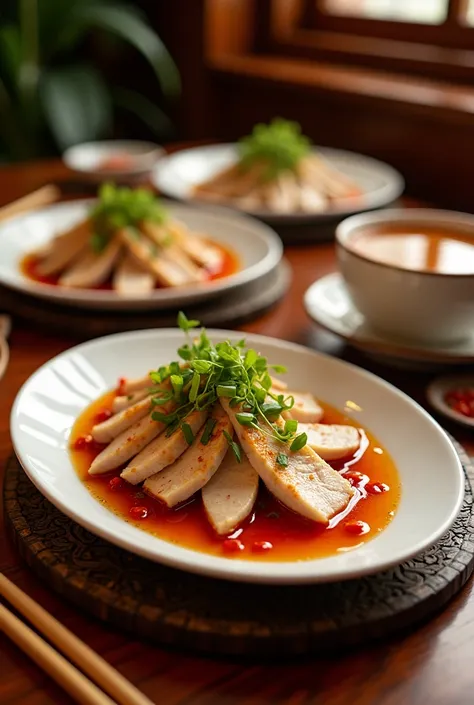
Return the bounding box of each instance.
[70,392,401,562]
[21,239,239,290]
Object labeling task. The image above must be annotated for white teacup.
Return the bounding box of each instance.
[336,209,474,346]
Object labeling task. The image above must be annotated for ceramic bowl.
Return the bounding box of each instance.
[336,209,474,345]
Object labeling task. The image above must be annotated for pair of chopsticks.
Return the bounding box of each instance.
[0,574,154,705]
[0,184,61,223]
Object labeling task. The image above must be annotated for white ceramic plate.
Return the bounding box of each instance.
[305,273,474,367]
[11,329,463,584]
[0,199,282,310]
[152,144,404,224]
[427,375,474,428]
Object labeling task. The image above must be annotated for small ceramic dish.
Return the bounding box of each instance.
[63,140,164,182]
[427,375,474,428]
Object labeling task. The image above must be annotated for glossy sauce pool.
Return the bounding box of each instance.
[70,391,401,562]
[21,239,239,289]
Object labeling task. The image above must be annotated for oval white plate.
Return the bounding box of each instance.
[0,199,282,310]
[427,375,474,428]
[152,144,404,224]
[11,329,463,584]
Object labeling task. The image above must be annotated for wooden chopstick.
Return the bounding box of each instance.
[0,574,154,705]
[0,604,116,705]
[0,184,60,222]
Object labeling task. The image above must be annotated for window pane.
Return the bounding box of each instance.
[467,0,474,25]
[324,0,449,24]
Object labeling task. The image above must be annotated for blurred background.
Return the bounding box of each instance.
[1,0,474,209]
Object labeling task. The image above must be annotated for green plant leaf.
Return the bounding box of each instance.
[0,24,22,88]
[40,64,112,148]
[113,86,173,137]
[75,3,181,97]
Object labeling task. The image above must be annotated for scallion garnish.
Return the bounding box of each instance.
[223,430,242,463]
[182,422,194,445]
[201,418,217,445]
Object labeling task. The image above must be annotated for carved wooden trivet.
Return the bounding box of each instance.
[4,438,473,657]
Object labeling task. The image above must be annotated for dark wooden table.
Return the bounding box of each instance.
[1,159,473,705]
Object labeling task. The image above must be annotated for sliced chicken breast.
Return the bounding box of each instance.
[88,412,167,475]
[119,228,192,287]
[270,376,288,391]
[169,222,224,272]
[299,423,360,461]
[144,405,232,507]
[91,395,153,444]
[112,388,150,414]
[36,221,90,276]
[222,400,354,524]
[202,450,259,535]
[119,375,154,396]
[140,223,206,283]
[283,392,324,423]
[59,238,121,288]
[120,409,208,485]
[113,252,155,295]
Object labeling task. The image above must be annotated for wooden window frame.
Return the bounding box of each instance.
[255,0,474,83]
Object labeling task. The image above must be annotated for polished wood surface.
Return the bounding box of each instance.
[1,159,474,704]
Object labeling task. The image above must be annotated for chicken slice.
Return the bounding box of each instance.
[36,220,91,276]
[91,395,153,444]
[120,374,152,395]
[221,399,354,524]
[168,221,224,272]
[140,222,206,283]
[202,449,259,535]
[119,227,192,287]
[113,252,155,295]
[112,388,149,413]
[89,412,168,475]
[298,423,360,461]
[282,392,324,423]
[270,376,288,391]
[59,238,121,288]
[144,405,232,507]
[120,409,208,485]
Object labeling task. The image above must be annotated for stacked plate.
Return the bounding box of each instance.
[0,198,287,332]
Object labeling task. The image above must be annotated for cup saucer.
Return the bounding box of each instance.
[304,272,474,368]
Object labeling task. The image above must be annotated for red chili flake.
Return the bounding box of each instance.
[344,520,370,536]
[222,539,244,553]
[109,477,124,491]
[445,388,474,417]
[129,506,148,520]
[454,400,472,417]
[95,409,112,424]
[72,435,93,451]
[366,482,390,495]
[344,470,365,486]
[117,377,127,395]
[252,541,273,553]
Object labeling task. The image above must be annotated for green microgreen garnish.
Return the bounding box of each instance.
[223,430,242,463]
[290,433,308,452]
[276,453,288,467]
[89,182,168,251]
[238,118,311,180]
[145,312,307,456]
